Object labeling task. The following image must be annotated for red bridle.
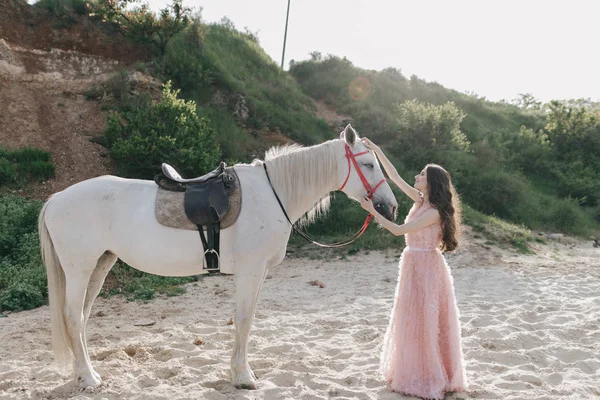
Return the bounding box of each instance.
[338,144,386,199]
[336,143,387,237]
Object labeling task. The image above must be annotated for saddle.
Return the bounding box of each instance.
[154,162,237,273]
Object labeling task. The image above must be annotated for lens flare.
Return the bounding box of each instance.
[348,76,372,101]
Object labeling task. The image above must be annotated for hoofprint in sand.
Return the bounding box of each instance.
[1,232,599,400]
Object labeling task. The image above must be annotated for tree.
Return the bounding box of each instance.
[511,93,542,110]
[392,100,469,168]
[88,0,197,55]
[309,51,322,61]
[542,99,600,205]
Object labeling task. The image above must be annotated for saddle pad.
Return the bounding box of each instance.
[155,168,242,231]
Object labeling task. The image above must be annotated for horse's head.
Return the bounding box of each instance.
[338,124,398,221]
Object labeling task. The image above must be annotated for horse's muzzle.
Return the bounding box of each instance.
[375,202,397,222]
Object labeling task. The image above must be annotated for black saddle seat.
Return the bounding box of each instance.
[184,171,236,226]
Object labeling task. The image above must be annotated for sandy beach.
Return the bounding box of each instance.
[1,231,599,400]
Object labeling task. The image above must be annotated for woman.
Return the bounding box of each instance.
[360,138,467,399]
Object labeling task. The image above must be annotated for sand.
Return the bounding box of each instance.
[1,231,599,400]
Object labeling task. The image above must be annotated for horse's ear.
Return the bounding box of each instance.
[343,124,358,146]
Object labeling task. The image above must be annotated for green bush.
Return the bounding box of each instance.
[460,169,529,221]
[161,22,210,95]
[0,159,17,186]
[6,148,51,164]
[0,283,44,312]
[0,147,55,186]
[104,81,221,179]
[196,107,249,161]
[547,197,588,233]
[551,160,600,206]
[0,197,43,258]
[33,0,86,26]
[106,70,131,106]
[84,86,104,100]
[391,100,469,169]
[0,196,45,312]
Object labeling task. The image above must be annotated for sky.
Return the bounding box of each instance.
[144,0,599,103]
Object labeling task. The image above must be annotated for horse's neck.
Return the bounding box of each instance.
[265,140,342,223]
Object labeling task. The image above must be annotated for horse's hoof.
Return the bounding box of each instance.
[77,373,102,388]
[232,367,257,389]
[235,381,257,390]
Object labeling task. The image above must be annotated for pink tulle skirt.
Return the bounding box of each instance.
[380,247,468,399]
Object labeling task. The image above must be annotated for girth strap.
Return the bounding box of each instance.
[196,223,220,272]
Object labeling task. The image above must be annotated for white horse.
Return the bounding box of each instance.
[38,124,398,389]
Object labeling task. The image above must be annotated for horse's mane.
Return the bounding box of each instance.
[257,140,340,228]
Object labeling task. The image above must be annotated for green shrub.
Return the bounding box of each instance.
[196,107,249,161]
[460,169,529,221]
[84,86,104,100]
[104,81,221,179]
[134,62,148,73]
[0,147,55,186]
[0,197,43,258]
[548,197,588,233]
[551,160,600,206]
[33,0,85,25]
[20,161,55,182]
[0,283,44,312]
[7,148,51,163]
[161,22,210,94]
[107,70,131,106]
[0,197,45,312]
[0,159,17,186]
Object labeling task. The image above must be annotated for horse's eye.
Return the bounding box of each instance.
[364,163,374,169]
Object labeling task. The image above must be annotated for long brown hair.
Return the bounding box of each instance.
[425,164,461,252]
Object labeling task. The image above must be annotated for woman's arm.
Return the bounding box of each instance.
[362,138,420,203]
[361,197,440,236]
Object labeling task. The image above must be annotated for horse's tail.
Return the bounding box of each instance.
[39,197,73,366]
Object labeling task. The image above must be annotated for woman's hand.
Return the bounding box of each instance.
[360,196,376,214]
[361,137,380,152]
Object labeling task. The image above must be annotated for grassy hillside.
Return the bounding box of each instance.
[156,21,332,162]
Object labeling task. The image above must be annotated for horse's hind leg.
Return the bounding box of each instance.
[84,252,117,324]
[82,251,118,381]
[231,263,269,389]
[64,266,102,387]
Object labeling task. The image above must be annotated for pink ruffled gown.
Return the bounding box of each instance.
[380,202,467,399]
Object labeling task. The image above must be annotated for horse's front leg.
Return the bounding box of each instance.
[231,264,269,389]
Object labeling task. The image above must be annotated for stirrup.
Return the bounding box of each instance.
[202,249,221,272]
